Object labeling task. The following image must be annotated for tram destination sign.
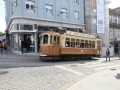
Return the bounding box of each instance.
[66,31,96,39]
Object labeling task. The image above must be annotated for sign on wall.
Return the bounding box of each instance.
[97,0,104,33]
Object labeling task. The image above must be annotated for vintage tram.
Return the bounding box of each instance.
[39,31,102,61]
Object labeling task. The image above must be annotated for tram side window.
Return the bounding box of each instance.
[71,38,75,47]
[57,37,60,44]
[43,34,48,44]
[88,41,91,48]
[85,40,88,48]
[54,36,56,44]
[76,39,80,48]
[80,40,84,48]
[65,38,70,47]
[40,36,43,44]
[92,41,95,48]
[50,35,52,44]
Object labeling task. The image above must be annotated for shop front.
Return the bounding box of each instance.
[114,41,120,55]
[10,32,36,53]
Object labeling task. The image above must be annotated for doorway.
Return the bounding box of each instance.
[52,35,60,56]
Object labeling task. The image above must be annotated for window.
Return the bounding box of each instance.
[74,0,79,3]
[45,5,53,15]
[85,40,88,48]
[10,25,14,31]
[17,24,19,30]
[25,1,35,12]
[80,40,84,48]
[74,11,79,20]
[65,38,70,47]
[76,39,80,48]
[71,38,75,47]
[50,36,52,44]
[57,37,60,44]
[20,24,33,30]
[109,16,112,19]
[54,36,56,45]
[43,35,48,44]
[34,24,37,29]
[61,9,67,18]
[14,24,19,30]
[88,41,92,48]
[40,36,43,44]
[92,41,95,48]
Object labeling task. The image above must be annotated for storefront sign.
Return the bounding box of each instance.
[66,31,96,38]
[97,0,104,33]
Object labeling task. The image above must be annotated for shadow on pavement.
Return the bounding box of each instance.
[115,73,120,79]
[43,58,99,63]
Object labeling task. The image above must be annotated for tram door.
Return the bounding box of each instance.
[52,35,60,56]
[97,41,102,55]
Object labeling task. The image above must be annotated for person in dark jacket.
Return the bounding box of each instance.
[106,48,110,61]
[0,40,3,54]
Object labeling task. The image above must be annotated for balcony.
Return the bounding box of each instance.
[109,22,120,28]
[109,9,120,15]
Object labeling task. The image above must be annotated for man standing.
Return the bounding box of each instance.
[106,48,110,61]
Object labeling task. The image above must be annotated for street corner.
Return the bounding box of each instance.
[65,68,120,90]
[61,71,97,90]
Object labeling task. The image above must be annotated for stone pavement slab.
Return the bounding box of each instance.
[66,68,120,90]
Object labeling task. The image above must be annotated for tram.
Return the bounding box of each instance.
[39,30,102,61]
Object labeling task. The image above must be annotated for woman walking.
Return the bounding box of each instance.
[3,40,7,53]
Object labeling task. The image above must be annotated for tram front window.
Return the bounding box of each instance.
[43,34,48,44]
[40,36,43,44]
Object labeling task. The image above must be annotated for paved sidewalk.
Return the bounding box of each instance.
[0,47,39,60]
[66,68,120,90]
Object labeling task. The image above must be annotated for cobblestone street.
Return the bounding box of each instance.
[0,49,120,90]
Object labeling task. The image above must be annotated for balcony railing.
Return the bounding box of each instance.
[109,9,120,15]
[109,22,120,28]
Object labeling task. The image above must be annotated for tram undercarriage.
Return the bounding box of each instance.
[40,54,100,61]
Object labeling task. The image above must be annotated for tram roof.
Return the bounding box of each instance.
[41,31,102,40]
[41,31,59,35]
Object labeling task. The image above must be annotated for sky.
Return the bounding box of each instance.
[109,0,120,9]
[0,0,120,33]
[0,0,5,33]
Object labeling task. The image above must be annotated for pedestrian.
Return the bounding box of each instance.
[106,48,110,61]
[0,41,3,54]
[3,40,7,53]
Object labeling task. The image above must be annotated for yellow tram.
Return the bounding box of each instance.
[39,31,102,61]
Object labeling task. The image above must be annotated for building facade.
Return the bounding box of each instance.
[85,0,112,56]
[85,0,111,47]
[4,0,85,53]
[109,8,120,54]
